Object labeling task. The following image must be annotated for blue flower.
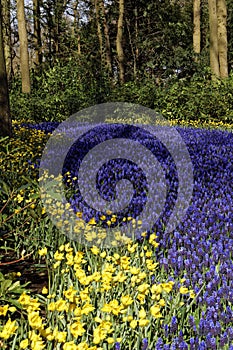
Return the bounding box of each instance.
[142,338,148,350]
[115,342,120,350]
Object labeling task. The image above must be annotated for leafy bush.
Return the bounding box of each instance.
[9,58,233,130]
[10,59,111,123]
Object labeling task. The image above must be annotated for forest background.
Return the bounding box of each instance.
[0,0,233,135]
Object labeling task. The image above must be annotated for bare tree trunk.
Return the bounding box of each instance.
[193,0,201,57]
[17,0,31,93]
[208,0,220,78]
[99,0,112,75]
[33,0,42,66]
[73,0,81,55]
[134,6,138,80]
[94,0,103,64]
[116,0,125,84]
[54,0,65,55]
[126,18,136,80]
[217,0,228,78]
[2,0,11,79]
[0,1,11,137]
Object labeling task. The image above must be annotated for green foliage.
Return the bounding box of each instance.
[9,56,233,129]
[0,272,29,309]
[108,73,233,129]
[10,59,111,123]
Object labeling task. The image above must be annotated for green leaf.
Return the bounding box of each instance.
[0,279,12,294]
[8,281,20,292]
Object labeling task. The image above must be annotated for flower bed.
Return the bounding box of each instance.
[0,121,232,349]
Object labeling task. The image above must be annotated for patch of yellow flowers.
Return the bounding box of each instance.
[0,236,196,349]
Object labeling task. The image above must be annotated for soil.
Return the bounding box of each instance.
[0,251,48,295]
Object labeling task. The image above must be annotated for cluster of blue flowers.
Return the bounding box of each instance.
[24,121,233,349]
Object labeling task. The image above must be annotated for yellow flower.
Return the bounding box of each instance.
[161,281,174,293]
[189,290,196,298]
[91,246,100,255]
[159,298,166,307]
[146,259,159,270]
[88,217,96,225]
[69,321,86,337]
[38,247,47,256]
[66,253,74,266]
[93,326,107,344]
[18,293,40,312]
[79,287,90,302]
[47,293,56,299]
[53,327,67,342]
[120,295,133,306]
[120,256,130,270]
[54,251,64,261]
[65,243,73,253]
[41,286,48,294]
[73,306,81,317]
[54,299,68,312]
[0,305,9,316]
[137,283,150,294]
[100,251,107,258]
[63,341,78,350]
[81,303,95,315]
[53,261,61,269]
[0,318,18,340]
[149,233,157,243]
[123,315,133,322]
[63,286,77,302]
[137,293,146,304]
[139,319,150,327]
[113,271,127,283]
[139,307,147,319]
[77,343,89,350]
[106,337,115,344]
[151,284,162,294]
[40,327,54,341]
[41,207,46,215]
[179,286,189,294]
[20,339,29,349]
[130,267,140,275]
[85,231,97,241]
[150,304,162,318]
[129,320,137,329]
[102,300,124,315]
[8,306,16,313]
[28,311,43,329]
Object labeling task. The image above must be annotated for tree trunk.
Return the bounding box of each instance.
[193,0,201,56]
[2,0,12,79]
[208,0,220,78]
[116,0,125,84]
[99,0,112,76]
[73,0,81,55]
[0,2,12,137]
[17,0,31,93]
[54,0,65,55]
[33,0,42,66]
[217,0,228,78]
[94,0,103,64]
